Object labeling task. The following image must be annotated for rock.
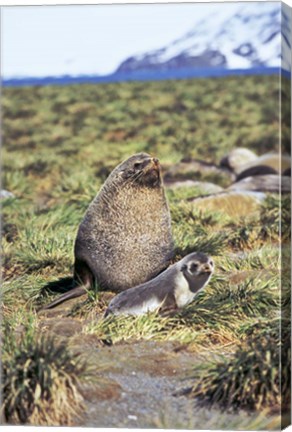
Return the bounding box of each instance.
[283,167,291,176]
[163,159,234,187]
[0,190,15,200]
[220,148,258,173]
[165,180,223,194]
[228,175,291,193]
[189,191,266,218]
[236,165,277,182]
[237,153,291,175]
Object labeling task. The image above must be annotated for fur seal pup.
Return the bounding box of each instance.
[104,252,214,317]
[43,153,174,309]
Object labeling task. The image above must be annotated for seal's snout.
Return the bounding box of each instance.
[141,157,160,171]
[144,157,160,179]
[152,157,160,166]
[146,157,160,171]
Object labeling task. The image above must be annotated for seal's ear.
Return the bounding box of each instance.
[181,264,187,272]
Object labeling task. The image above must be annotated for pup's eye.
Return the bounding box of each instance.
[209,260,214,267]
[189,263,198,273]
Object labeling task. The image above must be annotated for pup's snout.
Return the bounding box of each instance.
[203,263,213,273]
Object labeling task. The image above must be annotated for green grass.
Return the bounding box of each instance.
[2,74,290,425]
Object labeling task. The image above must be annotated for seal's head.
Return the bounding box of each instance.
[180,252,214,293]
[116,153,161,188]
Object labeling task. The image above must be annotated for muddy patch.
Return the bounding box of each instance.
[78,340,199,428]
[76,339,279,429]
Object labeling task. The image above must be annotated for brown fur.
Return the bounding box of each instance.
[43,153,174,309]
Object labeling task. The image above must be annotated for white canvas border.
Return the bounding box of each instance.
[1,1,291,432]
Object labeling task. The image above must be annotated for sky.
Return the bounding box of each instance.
[1,2,243,78]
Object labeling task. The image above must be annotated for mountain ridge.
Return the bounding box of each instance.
[116,3,290,73]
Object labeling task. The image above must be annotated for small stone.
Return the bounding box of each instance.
[166,180,223,195]
[189,191,266,218]
[228,175,290,193]
[0,190,15,200]
[235,165,277,182]
[163,159,233,187]
[237,153,291,175]
[220,148,258,173]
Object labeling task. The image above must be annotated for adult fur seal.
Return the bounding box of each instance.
[104,252,214,317]
[43,153,174,309]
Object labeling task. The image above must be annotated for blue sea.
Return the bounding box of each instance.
[2,67,290,87]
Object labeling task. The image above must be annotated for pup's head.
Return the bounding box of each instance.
[180,252,214,293]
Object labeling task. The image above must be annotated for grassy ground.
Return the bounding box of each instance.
[1,74,290,427]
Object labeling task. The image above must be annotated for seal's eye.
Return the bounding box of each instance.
[133,162,143,170]
[189,262,199,273]
[209,260,214,267]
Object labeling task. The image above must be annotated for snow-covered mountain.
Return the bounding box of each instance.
[116,3,291,73]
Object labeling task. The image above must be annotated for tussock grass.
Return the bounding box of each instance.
[33,203,84,227]
[171,203,229,256]
[174,230,228,257]
[166,185,219,202]
[215,245,280,274]
[85,309,229,346]
[188,318,290,412]
[51,170,101,207]
[2,171,33,198]
[177,275,279,323]
[85,313,176,344]
[2,327,93,426]
[13,226,73,272]
[262,195,291,241]
[170,201,230,227]
[1,273,59,311]
[3,207,77,275]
